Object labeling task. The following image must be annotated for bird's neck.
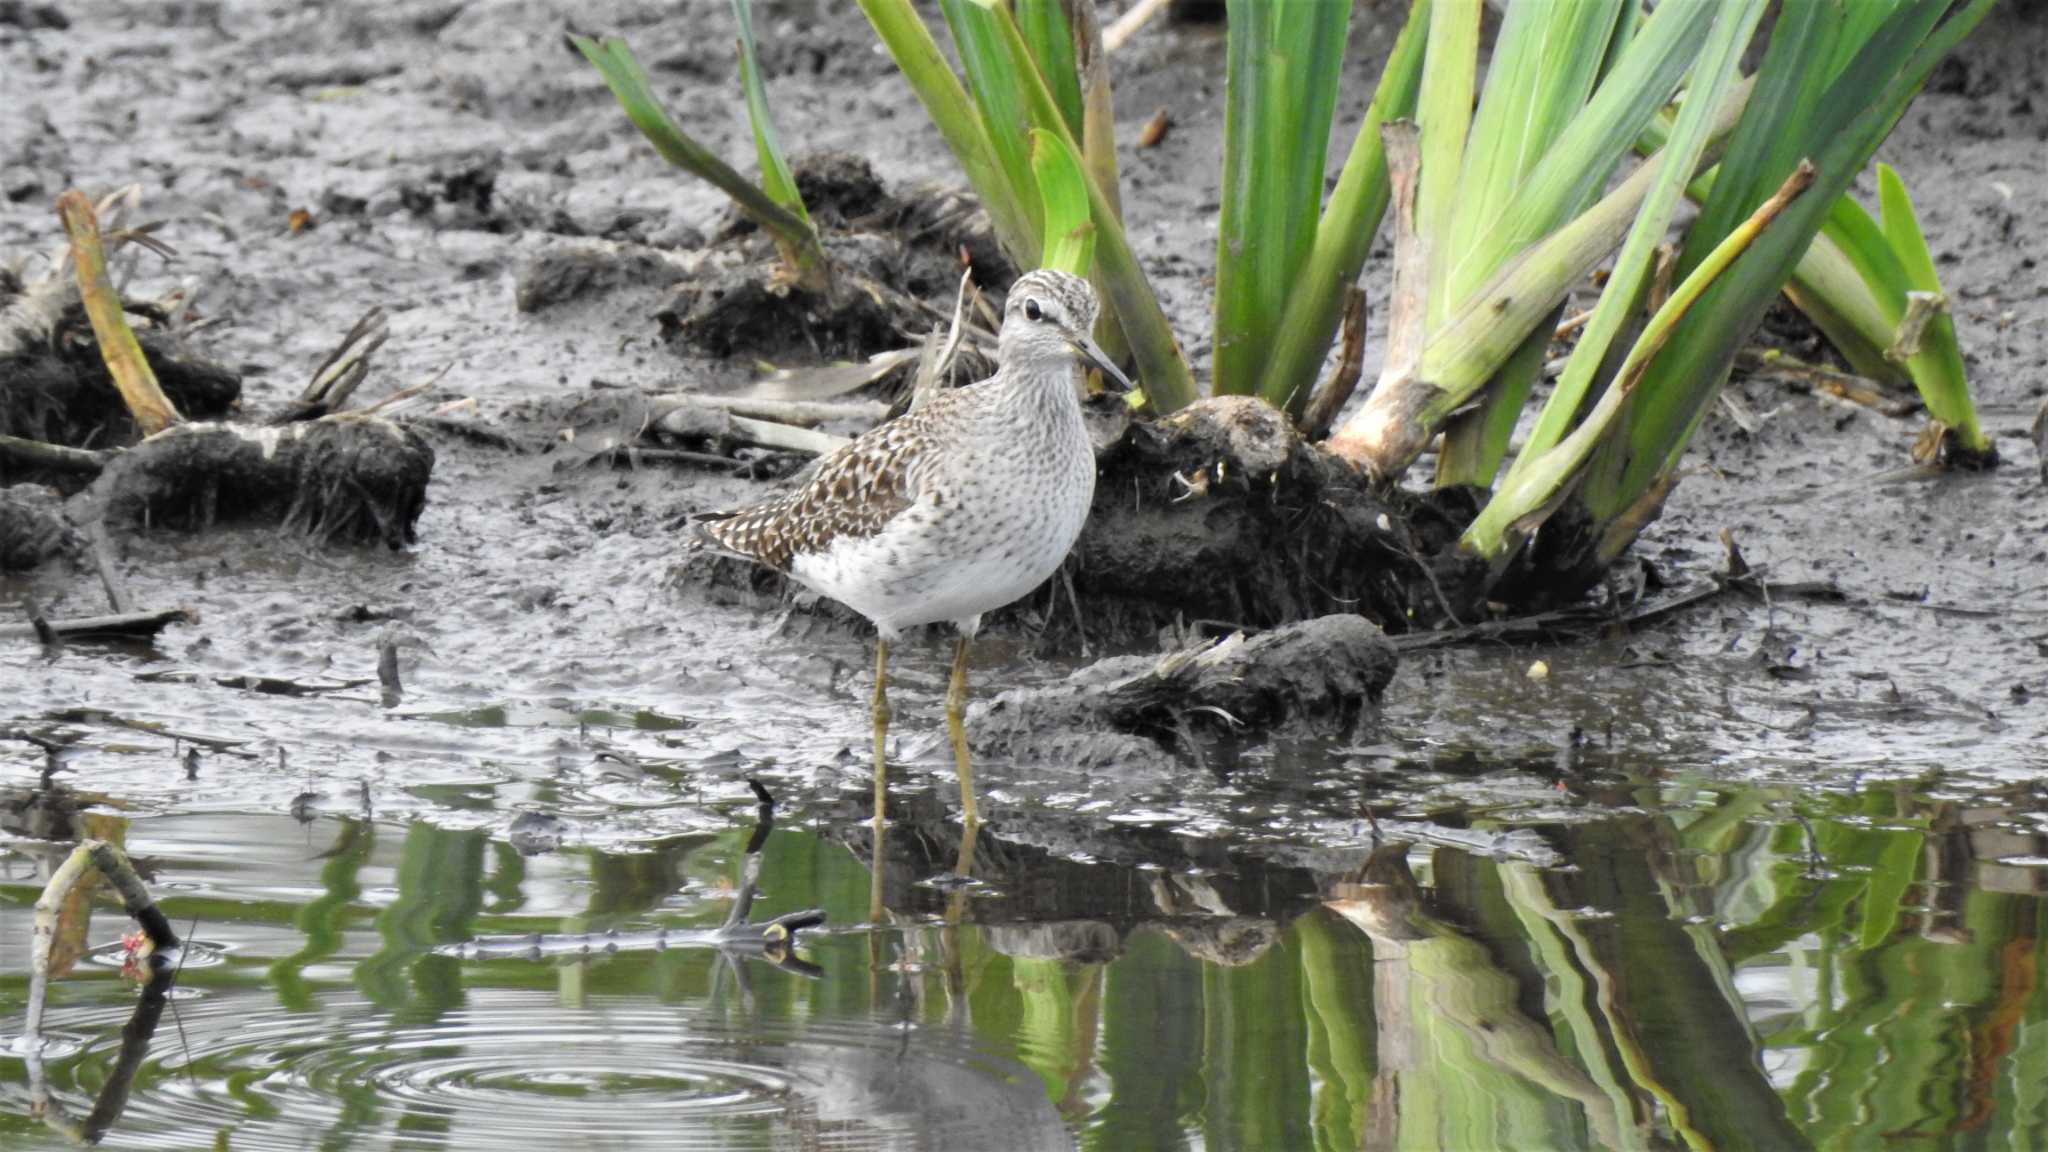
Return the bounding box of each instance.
[992,359,1086,420]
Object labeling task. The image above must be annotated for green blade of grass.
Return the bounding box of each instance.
[1031,128,1095,276]
[730,0,808,225]
[1259,0,1430,415]
[1473,0,1719,266]
[1464,159,1815,562]
[1331,0,1724,479]
[1783,236,1913,384]
[854,0,1040,268]
[1414,0,1478,331]
[573,34,827,289]
[1213,0,1357,396]
[1674,0,1844,278]
[1441,0,1626,300]
[1063,0,1129,365]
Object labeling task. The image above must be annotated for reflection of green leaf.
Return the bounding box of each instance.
[1088,929,1204,1152]
[356,823,486,1017]
[1201,930,1310,1151]
[270,818,373,1013]
[1567,817,1810,1150]
[1295,908,1375,1151]
[1497,863,1650,1152]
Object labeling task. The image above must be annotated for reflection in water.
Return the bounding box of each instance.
[6,780,2048,1148]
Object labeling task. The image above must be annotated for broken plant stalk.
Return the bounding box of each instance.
[56,190,183,437]
[27,839,180,1043]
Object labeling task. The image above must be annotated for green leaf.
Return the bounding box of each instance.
[1414,0,1478,330]
[854,0,1040,268]
[1213,0,1357,396]
[572,34,826,288]
[1259,0,1430,414]
[1878,163,1941,293]
[940,0,1043,240]
[1030,128,1095,276]
[1600,0,1996,519]
[1877,163,1983,450]
[986,2,1196,411]
[1016,0,1084,137]
[1466,0,1770,559]
[730,0,808,224]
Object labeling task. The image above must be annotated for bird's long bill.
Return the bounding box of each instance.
[1069,333,1134,392]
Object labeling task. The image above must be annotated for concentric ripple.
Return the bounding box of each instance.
[4,987,1069,1151]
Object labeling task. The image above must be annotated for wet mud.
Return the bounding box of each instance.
[0,0,2044,975]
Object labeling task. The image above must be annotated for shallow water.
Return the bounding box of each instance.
[7,775,2048,1151]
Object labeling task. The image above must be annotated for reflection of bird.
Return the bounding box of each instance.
[703,269,1127,826]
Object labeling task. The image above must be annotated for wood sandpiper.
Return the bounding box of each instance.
[702,268,1129,828]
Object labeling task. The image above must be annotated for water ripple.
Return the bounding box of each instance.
[6,988,1069,1151]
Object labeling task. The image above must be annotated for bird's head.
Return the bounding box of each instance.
[999,269,1132,390]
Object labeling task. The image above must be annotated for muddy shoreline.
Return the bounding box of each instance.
[2,0,2046,862]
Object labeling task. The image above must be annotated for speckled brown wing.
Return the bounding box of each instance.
[700,398,950,572]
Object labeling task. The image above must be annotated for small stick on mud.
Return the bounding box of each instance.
[664,393,887,428]
[0,607,191,642]
[1104,0,1175,52]
[56,190,183,436]
[88,523,133,614]
[0,434,110,475]
[1739,347,1919,417]
[42,706,247,752]
[378,634,403,707]
[727,415,848,456]
[23,597,59,650]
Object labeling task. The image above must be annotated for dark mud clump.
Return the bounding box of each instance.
[1070,396,1484,641]
[0,483,77,570]
[658,153,1013,361]
[0,270,241,461]
[971,613,1398,770]
[91,419,433,547]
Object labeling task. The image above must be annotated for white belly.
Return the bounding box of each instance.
[790,461,1094,638]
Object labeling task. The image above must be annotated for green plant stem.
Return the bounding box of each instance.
[1501,0,1767,489]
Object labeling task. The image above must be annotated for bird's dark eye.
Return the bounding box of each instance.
[1024,299,1043,322]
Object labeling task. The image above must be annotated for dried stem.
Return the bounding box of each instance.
[56,190,182,437]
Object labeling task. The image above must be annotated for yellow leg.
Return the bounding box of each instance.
[946,634,978,827]
[869,637,890,923]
